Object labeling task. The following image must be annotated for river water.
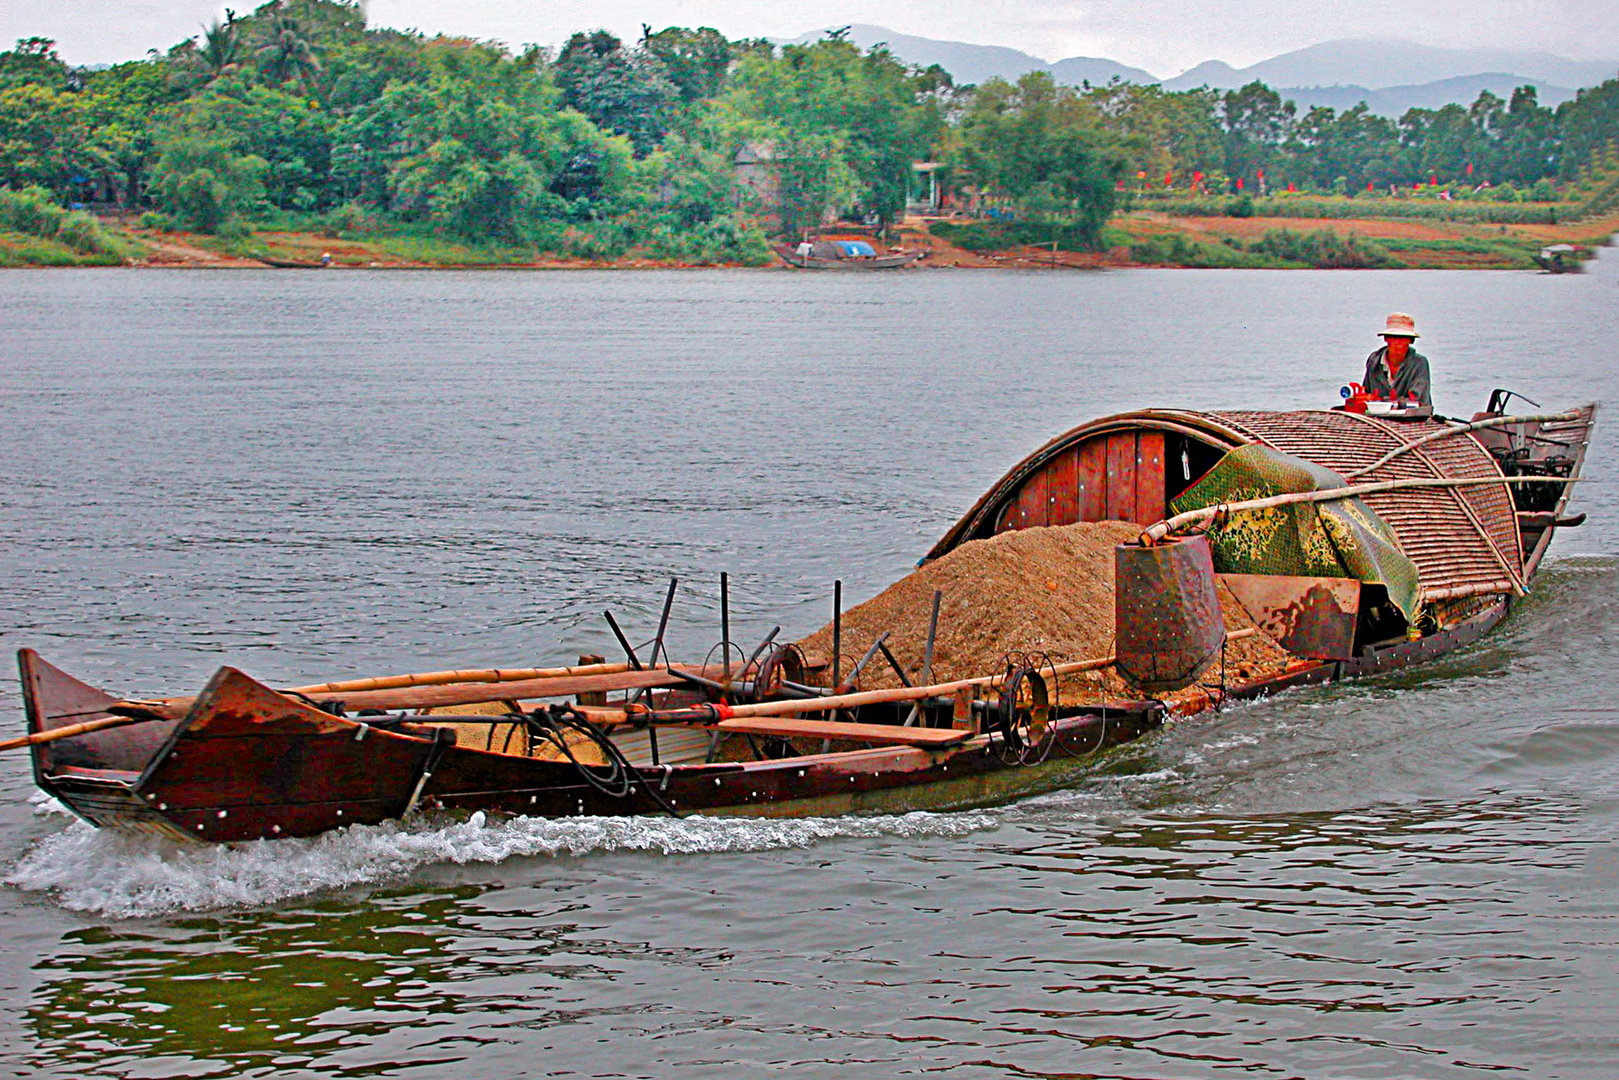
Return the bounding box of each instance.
[0,261,1615,1079]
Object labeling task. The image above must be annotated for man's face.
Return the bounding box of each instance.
[1384,335,1413,362]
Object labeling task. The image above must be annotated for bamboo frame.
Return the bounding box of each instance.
[1345,412,1581,478]
[1138,475,1585,546]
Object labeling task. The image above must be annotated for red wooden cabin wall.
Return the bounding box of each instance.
[998,431,1166,531]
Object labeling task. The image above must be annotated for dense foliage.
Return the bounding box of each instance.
[2,1,1617,258]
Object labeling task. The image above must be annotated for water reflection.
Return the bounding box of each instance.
[20,792,1604,1079]
[26,881,738,1078]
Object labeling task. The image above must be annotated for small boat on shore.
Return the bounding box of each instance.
[13,394,1595,842]
[1534,244,1585,272]
[776,238,925,270]
[257,253,333,269]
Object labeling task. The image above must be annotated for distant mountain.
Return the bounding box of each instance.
[781,24,1156,86]
[1166,60,1244,90]
[1049,55,1160,88]
[778,26,1617,116]
[1283,74,1579,117]
[1163,38,1618,92]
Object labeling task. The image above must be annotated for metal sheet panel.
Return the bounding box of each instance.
[1221,574,1361,660]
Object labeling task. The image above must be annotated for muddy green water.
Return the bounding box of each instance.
[0,263,1615,1079]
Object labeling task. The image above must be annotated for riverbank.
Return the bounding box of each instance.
[926,210,1619,269]
[3,213,1615,270]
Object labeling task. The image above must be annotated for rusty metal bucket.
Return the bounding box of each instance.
[1115,535,1226,693]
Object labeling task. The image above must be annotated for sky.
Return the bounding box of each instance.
[3,0,1616,75]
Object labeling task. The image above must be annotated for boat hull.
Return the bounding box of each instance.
[22,606,1496,844]
[776,247,924,270]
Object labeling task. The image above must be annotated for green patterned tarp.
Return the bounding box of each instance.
[1168,444,1422,621]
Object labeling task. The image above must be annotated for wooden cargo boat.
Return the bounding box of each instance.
[776,238,925,269]
[13,395,1596,843]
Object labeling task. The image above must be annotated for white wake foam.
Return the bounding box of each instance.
[4,809,999,919]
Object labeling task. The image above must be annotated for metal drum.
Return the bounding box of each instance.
[1115,534,1226,693]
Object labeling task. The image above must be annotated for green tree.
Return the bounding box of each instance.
[1221,80,1295,188]
[1085,82,1222,187]
[641,26,735,105]
[952,72,1124,247]
[196,16,243,83]
[148,131,267,230]
[1493,85,1558,184]
[0,82,89,195]
[1557,77,1619,178]
[716,36,942,231]
[254,7,322,93]
[553,30,678,157]
[176,84,335,209]
[1292,103,1399,190]
[0,38,76,91]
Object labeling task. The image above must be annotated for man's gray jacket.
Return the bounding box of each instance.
[1362,346,1432,405]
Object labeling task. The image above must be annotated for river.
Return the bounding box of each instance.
[0,261,1615,1079]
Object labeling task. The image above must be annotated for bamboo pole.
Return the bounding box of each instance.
[1345,412,1581,478]
[1139,476,1585,546]
[0,715,150,753]
[290,661,634,696]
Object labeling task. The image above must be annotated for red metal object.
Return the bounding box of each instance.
[1114,535,1227,692]
[1221,574,1361,660]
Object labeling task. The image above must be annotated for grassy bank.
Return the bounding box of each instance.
[0,187,146,267]
[5,204,1614,272]
[1100,208,1618,269]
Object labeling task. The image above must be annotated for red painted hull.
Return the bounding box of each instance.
[16,602,1503,844]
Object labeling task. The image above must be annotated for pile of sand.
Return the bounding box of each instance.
[795,521,1295,702]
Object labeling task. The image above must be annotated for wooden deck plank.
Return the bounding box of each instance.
[1048,447,1080,525]
[1105,432,1138,522]
[1077,437,1108,521]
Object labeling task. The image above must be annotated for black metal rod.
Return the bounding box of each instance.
[922,590,941,687]
[743,626,781,675]
[603,610,643,671]
[905,591,943,728]
[838,631,890,693]
[671,670,757,695]
[832,580,842,689]
[878,641,913,687]
[652,577,678,669]
[721,572,732,680]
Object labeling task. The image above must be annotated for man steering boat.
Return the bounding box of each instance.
[1361,312,1432,406]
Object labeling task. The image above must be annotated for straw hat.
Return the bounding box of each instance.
[1381,312,1420,338]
